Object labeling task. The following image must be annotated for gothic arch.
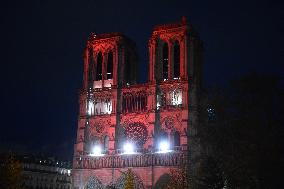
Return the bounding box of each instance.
[107,51,113,79]
[173,130,180,147]
[160,130,169,140]
[123,121,148,148]
[85,176,104,189]
[156,130,169,149]
[88,48,95,86]
[162,42,169,80]
[96,52,103,81]
[154,173,171,189]
[104,135,109,152]
[125,50,131,84]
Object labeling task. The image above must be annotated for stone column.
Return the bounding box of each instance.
[184,33,189,79]
[83,48,89,90]
[179,36,185,79]
[108,128,115,154]
[128,95,130,113]
[120,46,125,86]
[148,38,156,83]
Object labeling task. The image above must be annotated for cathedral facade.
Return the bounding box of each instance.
[73,17,203,189]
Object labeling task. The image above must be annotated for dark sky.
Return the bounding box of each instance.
[0,0,283,160]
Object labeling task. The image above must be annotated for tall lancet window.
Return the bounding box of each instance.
[173,131,180,147]
[96,52,103,81]
[107,52,113,79]
[162,43,169,80]
[88,48,95,87]
[125,53,131,84]
[174,40,180,78]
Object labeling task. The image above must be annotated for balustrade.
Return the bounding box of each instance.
[74,152,187,169]
[122,92,147,113]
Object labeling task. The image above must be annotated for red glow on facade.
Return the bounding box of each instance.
[73,17,203,189]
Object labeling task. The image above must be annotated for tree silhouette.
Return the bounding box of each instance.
[0,153,23,189]
[124,169,134,189]
[197,73,284,188]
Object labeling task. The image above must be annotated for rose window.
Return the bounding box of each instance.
[124,122,148,147]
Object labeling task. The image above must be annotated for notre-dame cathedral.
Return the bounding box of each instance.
[73,17,203,189]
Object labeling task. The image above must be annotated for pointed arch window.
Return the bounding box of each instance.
[96,52,103,81]
[173,131,180,147]
[104,135,109,152]
[161,131,168,141]
[125,53,131,84]
[88,48,95,86]
[162,43,169,80]
[174,41,180,78]
[107,52,113,79]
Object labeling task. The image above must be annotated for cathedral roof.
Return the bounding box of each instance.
[89,32,124,40]
[87,32,135,47]
[153,16,188,31]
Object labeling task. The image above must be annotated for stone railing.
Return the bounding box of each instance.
[73,152,187,169]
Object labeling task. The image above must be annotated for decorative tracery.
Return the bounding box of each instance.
[122,92,147,113]
[123,122,148,147]
[164,117,174,130]
[89,118,111,141]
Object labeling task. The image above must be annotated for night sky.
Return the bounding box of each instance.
[0,0,282,160]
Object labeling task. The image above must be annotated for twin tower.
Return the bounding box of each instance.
[73,17,203,189]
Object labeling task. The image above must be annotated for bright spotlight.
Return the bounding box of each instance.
[123,142,135,154]
[90,145,104,156]
[158,141,171,153]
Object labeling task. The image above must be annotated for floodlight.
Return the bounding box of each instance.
[90,145,104,156]
[123,142,135,154]
[158,141,170,153]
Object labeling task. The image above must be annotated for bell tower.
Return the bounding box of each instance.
[83,32,138,90]
[148,16,203,180]
[148,16,202,84]
[75,32,138,157]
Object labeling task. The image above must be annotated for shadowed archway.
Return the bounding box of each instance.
[154,173,171,189]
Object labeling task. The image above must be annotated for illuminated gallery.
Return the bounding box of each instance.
[73,17,203,189]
